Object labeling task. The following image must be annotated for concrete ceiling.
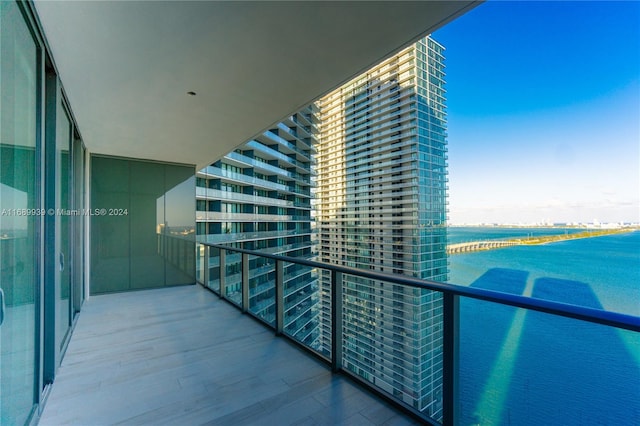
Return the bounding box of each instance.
[34,1,479,170]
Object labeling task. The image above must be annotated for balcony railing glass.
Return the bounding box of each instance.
[196,242,640,426]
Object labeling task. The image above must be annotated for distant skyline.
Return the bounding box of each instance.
[433,1,639,225]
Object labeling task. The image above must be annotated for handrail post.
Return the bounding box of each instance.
[219,248,226,298]
[202,245,209,287]
[275,260,284,335]
[331,270,343,372]
[242,252,249,312]
[443,292,459,426]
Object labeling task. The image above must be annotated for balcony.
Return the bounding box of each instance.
[39,285,416,426]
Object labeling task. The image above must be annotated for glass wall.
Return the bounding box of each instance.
[91,156,195,293]
[90,157,130,293]
[0,1,39,423]
[164,165,196,285]
[130,160,165,288]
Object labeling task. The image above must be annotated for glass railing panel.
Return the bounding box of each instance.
[248,255,276,325]
[195,243,222,292]
[339,273,444,423]
[196,243,204,284]
[282,262,323,354]
[223,251,242,307]
[225,283,242,306]
[194,244,638,426]
[317,268,333,359]
[458,297,640,426]
[207,246,221,293]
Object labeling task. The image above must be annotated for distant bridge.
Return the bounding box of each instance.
[447,240,520,255]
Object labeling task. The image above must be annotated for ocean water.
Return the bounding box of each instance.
[446,229,640,425]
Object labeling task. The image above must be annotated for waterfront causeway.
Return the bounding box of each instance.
[446,228,637,255]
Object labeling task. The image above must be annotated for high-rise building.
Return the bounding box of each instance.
[315,36,448,419]
[196,105,321,347]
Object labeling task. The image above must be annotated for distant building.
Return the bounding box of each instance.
[315,36,448,418]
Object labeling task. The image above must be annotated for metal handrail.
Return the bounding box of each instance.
[198,241,639,426]
[204,242,639,332]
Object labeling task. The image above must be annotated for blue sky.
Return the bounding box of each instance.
[433,1,639,224]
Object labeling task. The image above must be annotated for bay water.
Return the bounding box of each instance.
[446,228,640,425]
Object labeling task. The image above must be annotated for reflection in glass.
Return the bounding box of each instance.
[0,1,38,423]
[163,166,195,286]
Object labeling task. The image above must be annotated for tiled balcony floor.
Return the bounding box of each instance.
[39,285,417,425]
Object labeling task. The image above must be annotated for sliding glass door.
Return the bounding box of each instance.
[72,138,85,317]
[0,1,40,423]
[1,3,87,424]
[55,99,72,356]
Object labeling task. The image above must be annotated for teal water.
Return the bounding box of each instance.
[446,229,640,425]
[448,228,640,316]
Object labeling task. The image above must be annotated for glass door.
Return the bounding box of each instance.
[0,1,40,423]
[55,96,72,359]
[43,71,72,383]
[72,139,85,317]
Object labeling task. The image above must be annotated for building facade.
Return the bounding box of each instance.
[196,106,321,348]
[315,36,448,419]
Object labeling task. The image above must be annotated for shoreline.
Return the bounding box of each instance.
[446,228,638,255]
[517,228,637,246]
